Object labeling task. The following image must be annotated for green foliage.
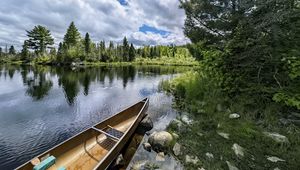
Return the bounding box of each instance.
[84,32,91,56]
[122,36,129,61]
[63,21,81,48]
[21,41,30,61]
[26,25,54,54]
[181,0,300,109]
[128,43,135,61]
[8,45,16,55]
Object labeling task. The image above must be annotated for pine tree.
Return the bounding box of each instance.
[84,32,91,55]
[49,48,56,57]
[0,47,2,57]
[21,40,30,60]
[128,43,135,61]
[63,22,81,48]
[8,45,16,55]
[26,25,54,54]
[57,42,64,62]
[122,36,129,61]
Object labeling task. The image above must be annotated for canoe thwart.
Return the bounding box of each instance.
[91,127,122,141]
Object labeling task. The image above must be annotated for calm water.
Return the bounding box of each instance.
[0,64,186,169]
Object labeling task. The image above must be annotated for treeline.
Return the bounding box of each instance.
[180,0,300,109]
[0,22,192,64]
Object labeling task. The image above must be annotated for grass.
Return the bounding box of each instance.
[161,71,300,170]
[1,55,199,67]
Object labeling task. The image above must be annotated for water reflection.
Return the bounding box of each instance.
[0,64,189,169]
[0,65,187,105]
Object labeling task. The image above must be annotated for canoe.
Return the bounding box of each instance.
[16,98,149,170]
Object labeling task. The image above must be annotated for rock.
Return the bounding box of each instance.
[217,132,230,139]
[232,143,244,157]
[143,142,152,152]
[185,155,199,165]
[274,167,280,170]
[181,113,193,125]
[173,143,182,156]
[226,161,239,170]
[140,116,153,131]
[156,152,165,162]
[198,168,206,170]
[169,119,183,130]
[205,152,214,159]
[267,156,285,162]
[137,116,153,134]
[172,133,179,139]
[115,154,125,167]
[229,113,240,119]
[197,132,204,137]
[263,132,289,143]
[131,161,147,170]
[148,131,173,153]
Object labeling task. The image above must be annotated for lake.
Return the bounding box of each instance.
[0,64,187,169]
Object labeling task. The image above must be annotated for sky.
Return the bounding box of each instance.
[0,0,190,50]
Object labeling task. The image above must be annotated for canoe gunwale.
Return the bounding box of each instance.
[15,98,149,170]
[93,97,149,170]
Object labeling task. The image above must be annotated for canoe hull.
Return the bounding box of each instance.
[16,98,149,170]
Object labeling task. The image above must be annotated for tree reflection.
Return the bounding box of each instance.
[58,68,80,105]
[0,64,182,105]
[24,67,53,100]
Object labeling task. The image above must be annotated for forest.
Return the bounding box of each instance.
[0,22,196,66]
[159,0,300,169]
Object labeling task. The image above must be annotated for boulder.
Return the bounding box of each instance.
[232,143,244,157]
[130,161,147,170]
[173,143,182,156]
[185,155,199,165]
[267,156,285,163]
[169,119,183,131]
[172,133,179,139]
[143,142,152,152]
[155,152,165,162]
[226,161,239,170]
[181,113,193,125]
[263,132,289,143]
[217,132,230,139]
[205,152,214,159]
[148,131,173,153]
[136,116,153,134]
[229,113,240,119]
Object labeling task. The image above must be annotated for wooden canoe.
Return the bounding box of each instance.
[16,98,149,170]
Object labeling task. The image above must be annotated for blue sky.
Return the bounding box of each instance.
[139,24,170,36]
[0,0,189,49]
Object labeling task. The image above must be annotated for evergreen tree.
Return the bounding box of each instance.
[26,25,54,54]
[21,40,30,60]
[122,36,129,61]
[49,48,56,57]
[0,47,2,57]
[84,32,91,55]
[57,42,64,62]
[128,43,135,61]
[63,22,81,48]
[8,45,16,55]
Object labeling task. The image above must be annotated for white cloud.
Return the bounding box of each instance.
[0,0,189,50]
